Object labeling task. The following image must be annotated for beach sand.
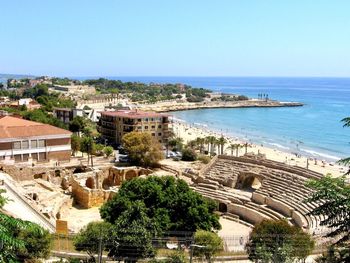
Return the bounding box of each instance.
[172,121,348,178]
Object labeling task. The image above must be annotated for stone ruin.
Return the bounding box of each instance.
[71,166,153,208]
[191,154,325,234]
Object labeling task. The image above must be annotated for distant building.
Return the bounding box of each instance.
[53,108,84,124]
[0,116,72,163]
[50,84,96,96]
[98,110,171,145]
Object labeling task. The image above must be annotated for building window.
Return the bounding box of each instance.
[14,155,22,162]
[23,154,29,162]
[144,118,148,122]
[137,119,141,122]
[158,125,162,128]
[22,141,29,149]
[13,141,21,150]
[38,140,45,147]
[152,133,155,136]
[158,133,162,136]
[159,140,162,143]
[145,126,148,129]
[31,140,37,148]
[151,125,155,129]
[137,126,141,130]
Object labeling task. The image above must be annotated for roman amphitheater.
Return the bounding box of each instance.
[190,154,325,235]
[0,153,330,251]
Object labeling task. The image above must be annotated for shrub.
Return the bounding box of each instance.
[181,148,197,161]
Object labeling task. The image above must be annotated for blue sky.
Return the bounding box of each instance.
[0,0,349,77]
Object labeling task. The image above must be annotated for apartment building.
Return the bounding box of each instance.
[98,110,171,145]
[0,116,72,163]
[53,108,84,124]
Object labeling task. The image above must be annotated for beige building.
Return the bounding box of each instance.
[0,116,72,163]
[98,110,171,145]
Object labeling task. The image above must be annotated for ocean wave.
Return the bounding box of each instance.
[300,148,341,161]
[269,143,290,150]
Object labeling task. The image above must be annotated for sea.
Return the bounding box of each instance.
[105,77,350,163]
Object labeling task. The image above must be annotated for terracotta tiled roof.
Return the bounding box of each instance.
[101,110,168,118]
[0,116,72,139]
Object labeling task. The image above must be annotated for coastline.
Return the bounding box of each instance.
[139,99,303,112]
[171,120,347,178]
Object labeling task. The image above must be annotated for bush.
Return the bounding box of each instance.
[198,154,210,164]
[181,148,197,161]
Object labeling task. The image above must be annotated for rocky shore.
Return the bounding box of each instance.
[139,99,304,112]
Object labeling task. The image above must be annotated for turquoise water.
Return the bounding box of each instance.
[111,77,350,162]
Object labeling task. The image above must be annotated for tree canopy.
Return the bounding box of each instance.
[100,176,221,233]
[306,175,350,244]
[193,230,223,263]
[246,219,314,263]
[122,131,164,167]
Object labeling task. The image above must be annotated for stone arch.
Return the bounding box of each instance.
[125,169,137,180]
[85,177,95,189]
[219,202,228,213]
[236,173,262,191]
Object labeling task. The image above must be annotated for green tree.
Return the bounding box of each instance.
[69,116,88,134]
[107,201,156,263]
[227,143,242,157]
[80,136,95,167]
[17,227,52,261]
[122,131,163,167]
[168,137,184,152]
[245,219,314,263]
[306,175,350,244]
[74,221,113,262]
[338,117,350,174]
[71,134,81,156]
[217,136,226,155]
[103,146,114,158]
[100,176,221,233]
[193,230,223,263]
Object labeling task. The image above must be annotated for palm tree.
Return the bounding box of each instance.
[217,136,227,155]
[195,137,205,154]
[227,143,242,157]
[244,142,249,154]
[206,136,217,156]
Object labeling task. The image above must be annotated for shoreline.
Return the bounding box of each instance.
[171,120,347,178]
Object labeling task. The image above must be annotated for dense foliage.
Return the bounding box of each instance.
[181,147,197,161]
[83,78,210,102]
[100,176,221,233]
[246,219,314,263]
[122,131,164,167]
[106,201,157,263]
[22,84,75,111]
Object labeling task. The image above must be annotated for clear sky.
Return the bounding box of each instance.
[1,0,349,77]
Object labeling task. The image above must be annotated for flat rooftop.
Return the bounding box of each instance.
[100,110,169,118]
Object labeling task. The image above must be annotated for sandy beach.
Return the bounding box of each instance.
[171,120,348,178]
